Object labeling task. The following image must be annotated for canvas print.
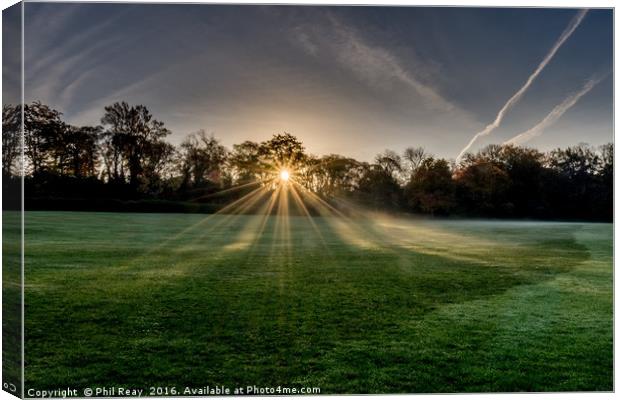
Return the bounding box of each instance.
[2,2,613,397]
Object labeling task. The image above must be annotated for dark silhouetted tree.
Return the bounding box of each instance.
[375,149,402,178]
[178,130,227,189]
[64,125,102,178]
[312,154,361,196]
[23,101,64,175]
[101,102,171,188]
[12,100,611,221]
[228,140,261,184]
[402,146,428,179]
[454,156,511,216]
[355,163,402,210]
[257,133,307,184]
[405,157,454,215]
[498,146,546,217]
[2,104,21,176]
[546,143,605,219]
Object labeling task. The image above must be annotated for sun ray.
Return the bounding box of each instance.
[250,185,282,251]
[223,188,283,252]
[187,179,264,202]
[115,183,272,266]
[181,186,273,249]
[291,180,379,249]
[288,183,329,250]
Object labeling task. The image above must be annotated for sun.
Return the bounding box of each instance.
[279,169,290,182]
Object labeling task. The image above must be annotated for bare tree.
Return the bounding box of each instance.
[178,130,228,188]
[375,149,402,177]
[23,101,64,175]
[101,102,171,187]
[2,104,21,176]
[403,147,428,176]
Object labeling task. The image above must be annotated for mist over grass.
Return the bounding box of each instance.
[22,211,612,392]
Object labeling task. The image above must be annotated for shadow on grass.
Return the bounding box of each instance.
[23,212,606,393]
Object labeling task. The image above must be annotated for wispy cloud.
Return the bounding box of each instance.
[503,74,605,146]
[66,68,171,126]
[25,7,129,107]
[297,13,458,112]
[21,4,611,161]
[456,9,588,161]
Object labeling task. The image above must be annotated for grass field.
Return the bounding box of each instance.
[19,211,612,393]
[3,211,22,396]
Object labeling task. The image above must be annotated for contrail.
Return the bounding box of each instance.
[503,75,605,146]
[456,9,588,162]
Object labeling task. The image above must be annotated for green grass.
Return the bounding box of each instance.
[20,211,612,393]
[3,211,22,396]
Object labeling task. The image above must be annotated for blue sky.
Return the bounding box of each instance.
[17,4,613,161]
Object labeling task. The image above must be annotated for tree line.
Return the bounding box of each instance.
[2,101,613,221]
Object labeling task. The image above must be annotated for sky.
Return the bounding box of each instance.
[10,3,614,161]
